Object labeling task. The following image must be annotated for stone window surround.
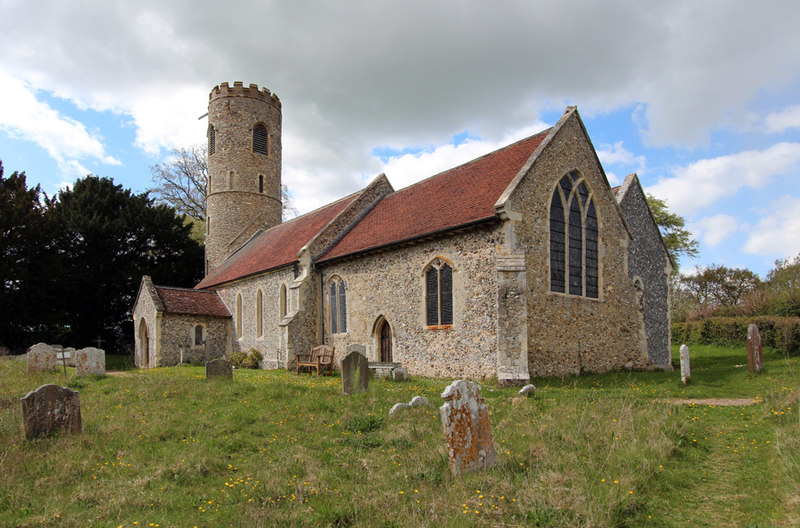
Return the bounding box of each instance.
[424,256,455,330]
[327,275,347,335]
[547,170,603,301]
[279,283,287,320]
[256,288,264,339]
[192,324,206,348]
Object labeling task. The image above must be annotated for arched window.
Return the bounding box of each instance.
[208,125,215,155]
[253,124,269,155]
[426,258,453,327]
[549,170,599,298]
[279,284,287,319]
[193,324,205,346]
[256,289,263,338]
[329,277,347,334]
[235,294,243,337]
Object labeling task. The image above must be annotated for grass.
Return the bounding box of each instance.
[0,344,798,527]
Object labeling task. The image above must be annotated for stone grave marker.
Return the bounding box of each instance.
[680,344,691,384]
[439,379,497,475]
[341,345,369,395]
[391,367,409,381]
[75,347,106,377]
[206,358,233,379]
[747,324,764,374]
[27,343,57,373]
[20,384,82,439]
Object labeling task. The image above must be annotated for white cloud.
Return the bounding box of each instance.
[596,141,646,186]
[647,143,800,214]
[743,195,800,256]
[0,70,120,175]
[693,214,739,246]
[764,104,800,134]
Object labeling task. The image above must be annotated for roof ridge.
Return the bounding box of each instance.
[155,284,214,293]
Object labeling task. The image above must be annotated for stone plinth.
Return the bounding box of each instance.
[439,380,497,475]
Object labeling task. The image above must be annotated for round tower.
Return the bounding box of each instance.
[205,81,282,273]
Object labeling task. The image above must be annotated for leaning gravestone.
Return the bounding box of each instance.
[680,344,691,385]
[206,358,233,379]
[20,384,82,439]
[747,324,764,374]
[27,343,57,373]
[75,347,105,377]
[341,345,369,395]
[440,380,497,476]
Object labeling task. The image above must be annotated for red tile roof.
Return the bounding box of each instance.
[155,286,231,317]
[317,129,550,262]
[196,193,359,289]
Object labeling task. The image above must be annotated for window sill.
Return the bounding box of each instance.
[427,324,453,331]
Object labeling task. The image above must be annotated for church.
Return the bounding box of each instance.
[132,81,672,384]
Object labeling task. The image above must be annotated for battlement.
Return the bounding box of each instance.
[209,81,281,108]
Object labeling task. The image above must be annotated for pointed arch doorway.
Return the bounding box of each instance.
[138,319,150,369]
[378,319,393,363]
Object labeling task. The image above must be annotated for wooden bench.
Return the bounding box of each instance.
[296,345,335,376]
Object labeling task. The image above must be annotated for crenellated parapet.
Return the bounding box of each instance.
[210,81,281,109]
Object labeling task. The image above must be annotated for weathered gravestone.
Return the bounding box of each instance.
[20,384,82,439]
[747,324,764,374]
[27,343,57,373]
[391,367,409,381]
[680,344,691,385]
[341,345,369,395]
[206,358,233,379]
[439,380,497,475]
[75,347,106,377]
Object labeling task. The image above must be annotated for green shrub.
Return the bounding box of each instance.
[241,348,263,369]
[227,350,247,368]
[672,316,800,355]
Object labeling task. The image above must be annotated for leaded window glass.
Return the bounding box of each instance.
[426,258,454,326]
[329,278,347,334]
[549,171,600,298]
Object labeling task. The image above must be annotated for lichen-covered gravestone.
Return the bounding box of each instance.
[75,347,105,376]
[439,380,497,475]
[20,384,82,439]
[27,343,57,373]
[747,324,764,374]
[680,344,691,384]
[341,345,369,395]
[206,358,233,379]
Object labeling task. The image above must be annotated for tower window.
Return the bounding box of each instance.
[253,124,269,156]
[229,171,235,190]
[209,126,215,155]
[259,175,264,193]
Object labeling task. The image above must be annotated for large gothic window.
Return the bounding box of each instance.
[253,124,269,156]
[426,258,453,327]
[329,277,347,334]
[549,171,599,298]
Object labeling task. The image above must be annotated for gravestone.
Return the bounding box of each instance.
[439,380,497,475]
[747,324,764,374]
[389,402,410,415]
[27,343,56,373]
[75,347,105,376]
[20,384,82,439]
[680,344,691,385]
[391,367,409,381]
[206,358,233,379]
[341,345,369,395]
[518,384,537,397]
[410,396,429,407]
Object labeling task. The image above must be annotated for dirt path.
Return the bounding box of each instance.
[664,397,761,406]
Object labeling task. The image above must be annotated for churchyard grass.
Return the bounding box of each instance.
[0,344,798,527]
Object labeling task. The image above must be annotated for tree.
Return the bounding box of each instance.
[52,175,203,349]
[149,146,297,238]
[646,194,699,271]
[681,264,761,307]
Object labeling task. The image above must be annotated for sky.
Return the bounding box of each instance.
[0,1,799,278]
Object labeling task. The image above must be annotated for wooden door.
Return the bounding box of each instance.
[380,321,392,363]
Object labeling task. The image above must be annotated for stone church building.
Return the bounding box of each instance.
[133,81,672,383]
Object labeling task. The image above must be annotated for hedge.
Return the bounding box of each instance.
[672,316,800,355]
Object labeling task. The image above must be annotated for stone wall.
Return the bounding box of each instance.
[503,111,651,377]
[156,314,230,366]
[215,266,298,368]
[617,175,672,369]
[318,223,502,379]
